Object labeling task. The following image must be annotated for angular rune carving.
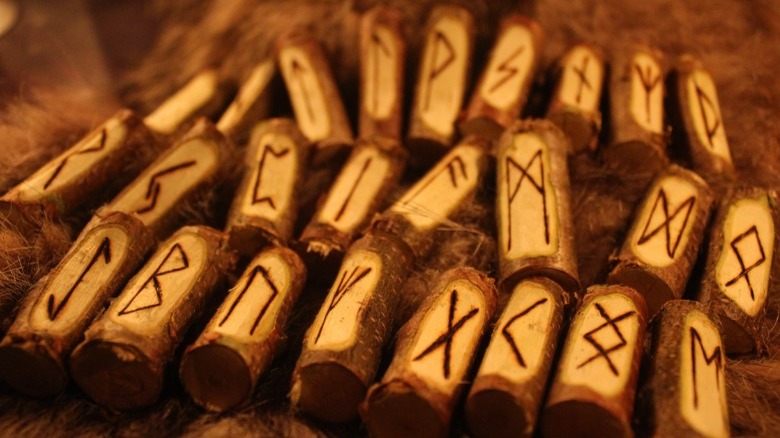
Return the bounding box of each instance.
[252,144,291,209]
[423,31,455,112]
[314,265,373,344]
[689,327,723,409]
[724,225,766,300]
[572,55,592,104]
[136,161,197,214]
[576,303,636,376]
[694,81,721,149]
[634,63,661,124]
[413,289,479,379]
[505,150,548,251]
[405,155,468,204]
[501,297,548,368]
[369,31,392,114]
[290,58,316,123]
[219,264,279,335]
[637,188,696,259]
[487,46,524,93]
[335,156,373,222]
[118,243,189,315]
[47,237,112,321]
[44,129,108,190]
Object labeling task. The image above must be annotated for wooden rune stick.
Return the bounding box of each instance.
[542,285,648,438]
[215,59,276,144]
[277,28,353,165]
[224,118,309,256]
[697,188,777,354]
[298,136,407,266]
[496,120,580,294]
[358,6,406,141]
[636,300,729,438]
[546,43,606,154]
[180,246,306,412]
[0,212,153,397]
[1,70,230,217]
[372,136,490,260]
[407,5,475,165]
[669,55,736,182]
[465,277,569,438]
[290,230,413,423]
[70,226,233,410]
[362,267,498,438]
[601,44,668,176]
[460,15,544,141]
[607,165,713,317]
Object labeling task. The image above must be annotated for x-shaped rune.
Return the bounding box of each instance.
[576,303,636,376]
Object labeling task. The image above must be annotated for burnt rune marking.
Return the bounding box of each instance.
[47,237,112,321]
[404,155,468,206]
[314,265,373,344]
[502,297,548,368]
[576,303,636,376]
[423,31,456,112]
[634,63,661,124]
[725,225,766,300]
[572,55,592,104]
[637,188,696,259]
[413,289,479,379]
[487,46,524,93]
[505,150,548,251]
[290,58,316,123]
[219,264,279,335]
[252,144,291,209]
[136,161,197,214]
[689,326,723,409]
[334,156,373,222]
[369,31,392,114]
[694,81,721,149]
[43,128,108,190]
[118,243,189,315]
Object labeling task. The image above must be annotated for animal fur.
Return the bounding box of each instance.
[0,0,778,436]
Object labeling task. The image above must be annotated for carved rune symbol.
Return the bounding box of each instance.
[335,156,372,222]
[413,289,479,379]
[637,188,696,259]
[689,327,723,409]
[314,265,373,344]
[44,128,108,190]
[505,150,548,251]
[252,144,291,209]
[118,243,189,315]
[219,264,279,335]
[502,297,548,368]
[47,237,112,321]
[725,225,766,300]
[576,303,636,376]
[423,30,455,111]
[369,31,392,114]
[694,81,721,149]
[572,55,592,104]
[634,63,661,124]
[136,160,197,214]
[488,46,524,93]
[405,155,468,206]
[290,58,316,123]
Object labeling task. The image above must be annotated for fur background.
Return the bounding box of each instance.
[0,0,778,436]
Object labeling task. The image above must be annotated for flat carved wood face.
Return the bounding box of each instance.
[108,232,207,334]
[107,137,219,228]
[417,15,470,137]
[144,71,220,135]
[210,250,293,342]
[306,249,382,351]
[216,60,275,134]
[559,292,639,398]
[279,46,331,142]
[629,175,699,268]
[685,68,732,163]
[478,280,555,382]
[29,224,130,333]
[678,310,729,438]
[362,25,399,122]
[408,279,486,393]
[715,195,775,316]
[316,146,391,233]
[5,115,128,202]
[477,23,535,110]
[389,143,484,231]
[629,52,664,134]
[557,45,604,112]
[497,132,559,260]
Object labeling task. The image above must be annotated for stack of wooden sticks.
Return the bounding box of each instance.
[0,3,775,438]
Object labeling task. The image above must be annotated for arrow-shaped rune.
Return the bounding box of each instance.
[47,237,112,321]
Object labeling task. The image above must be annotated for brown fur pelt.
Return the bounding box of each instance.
[0,0,779,436]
